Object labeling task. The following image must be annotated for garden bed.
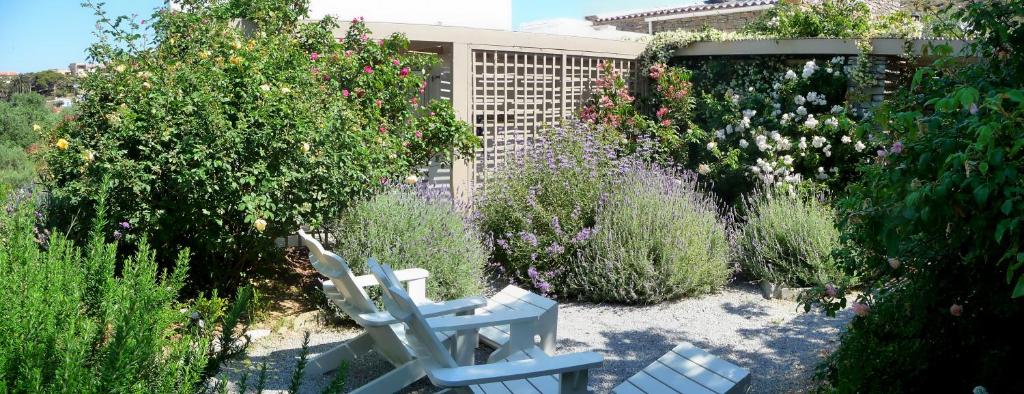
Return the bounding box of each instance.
[219,282,853,393]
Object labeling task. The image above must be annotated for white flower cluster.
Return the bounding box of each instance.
[805,91,827,106]
[802,60,818,78]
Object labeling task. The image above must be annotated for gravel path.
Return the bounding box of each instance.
[220,282,852,393]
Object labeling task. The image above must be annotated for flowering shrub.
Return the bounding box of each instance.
[804,2,1024,392]
[0,194,256,392]
[736,191,841,287]
[331,187,485,301]
[667,57,877,203]
[579,61,677,158]
[42,0,476,289]
[565,160,730,303]
[476,122,618,297]
[477,122,729,303]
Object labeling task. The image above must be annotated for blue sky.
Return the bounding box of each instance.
[0,0,693,73]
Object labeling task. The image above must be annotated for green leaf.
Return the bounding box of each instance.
[1013,275,1024,298]
[1002,200,1013,215]
[974,184,990,205]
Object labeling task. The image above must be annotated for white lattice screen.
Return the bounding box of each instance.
[470,50,635,191]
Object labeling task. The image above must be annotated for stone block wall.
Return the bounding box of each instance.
[651,9,765,33]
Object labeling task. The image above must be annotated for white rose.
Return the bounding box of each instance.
[739,139,749,148]
[698,164,711,175]
[855,141,866,152]
[706,142,717,151]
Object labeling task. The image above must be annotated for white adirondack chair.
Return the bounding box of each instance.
[297,230,487,393]
[367,258,605,394]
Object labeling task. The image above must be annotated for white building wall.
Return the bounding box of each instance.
[308,0,512,30]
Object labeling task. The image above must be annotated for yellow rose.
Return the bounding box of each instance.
[280,87,291,94]
[404,174,419,185]
[300,142,311,153]
[114,64,126,73]
[229,55,243,65]
[259,84,271,92]
[142,81,152,90]
[198,51,210,60]
[55,138,70,150]
[82,150,95,162]
[253,218,268,233]
[232,40,242,50]
[32,124,41,132]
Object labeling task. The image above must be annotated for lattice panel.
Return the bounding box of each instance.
[471,50,564,190]
[469,50,636,194]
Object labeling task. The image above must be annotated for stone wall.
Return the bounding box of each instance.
[651,9,765,33]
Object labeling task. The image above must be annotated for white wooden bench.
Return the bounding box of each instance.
[476,285,558,354]
[612,342,751,394]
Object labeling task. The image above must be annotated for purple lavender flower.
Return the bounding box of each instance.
[496,238,509,251]
[527,266,540,280]
[571,227,594,243]
[546,242,564,256]
[890,141,903,155]
[550,216,562,235]
[519,231,539,247]
[119,221,131,230]
[113,230,123,240]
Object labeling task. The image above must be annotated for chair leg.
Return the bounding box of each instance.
[350,360,426,394]
[454,309,478,365]
[305,332,375,378]
[559,370,590,394]
[487,321,534,363]
[540,304,558,354]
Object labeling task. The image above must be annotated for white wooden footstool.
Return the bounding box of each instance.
[476,285,558,354]
[612,342,751,394]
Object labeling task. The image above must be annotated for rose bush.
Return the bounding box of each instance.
[43,0,476,289]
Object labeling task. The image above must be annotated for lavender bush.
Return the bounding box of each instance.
[477,122,730,303]
[331,186,485,301]
[565,160,731,303]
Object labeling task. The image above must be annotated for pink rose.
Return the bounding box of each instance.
[310,52,319,61]
[344,50,353,57]
[656,107,669,119]
[375,99,382,107]
[660,119,672,127]
[392,59,400,66]
[342,89,350,97]
[852,302,871,317]
[950,304,963,317]
[399,67,410,77]
[414,130,423,139]
[379,126,387,134]
[364,66,373,74]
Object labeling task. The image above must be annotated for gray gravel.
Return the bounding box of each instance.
[219,282,852,393]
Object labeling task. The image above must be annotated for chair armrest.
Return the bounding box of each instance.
[352,297,487,327]
[427,310,537,332]
[353,268,430,288]
[427,352,604,387]
[420,297,488,317]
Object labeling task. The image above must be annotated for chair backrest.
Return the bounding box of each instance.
[367,258,460,369]
[297,230,377,314]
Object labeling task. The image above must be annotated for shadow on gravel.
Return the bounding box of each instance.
[721,301,772,318]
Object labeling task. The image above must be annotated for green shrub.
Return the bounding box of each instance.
[0,143,34,189]
[0,194,254,392]
[565,162,731,304]
[803,2,1024,392]
[478,122,729,303]
[43,0,476,289]
[0,93,59,150]
[736,192,841,287]
[332,188,485,301]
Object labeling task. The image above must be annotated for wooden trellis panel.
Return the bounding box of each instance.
[469,50,635,192]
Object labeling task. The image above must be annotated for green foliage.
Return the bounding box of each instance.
[332,188,486,301]
[0,193,255,393]
[43,0,476,289]
[478,122,729,303]
[744,0,872,39]
[0,93,60,150]
[0,72,72,100]
[804,2,1024,392]
[565,162,731,303]
[736,191,841,287]
[0,144,35,189]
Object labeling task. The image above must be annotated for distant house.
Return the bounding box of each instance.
[586,0,906,34]
[68,63,100,78]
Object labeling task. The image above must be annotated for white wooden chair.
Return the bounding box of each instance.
[367,258,605,394]
[297,230,487,393]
